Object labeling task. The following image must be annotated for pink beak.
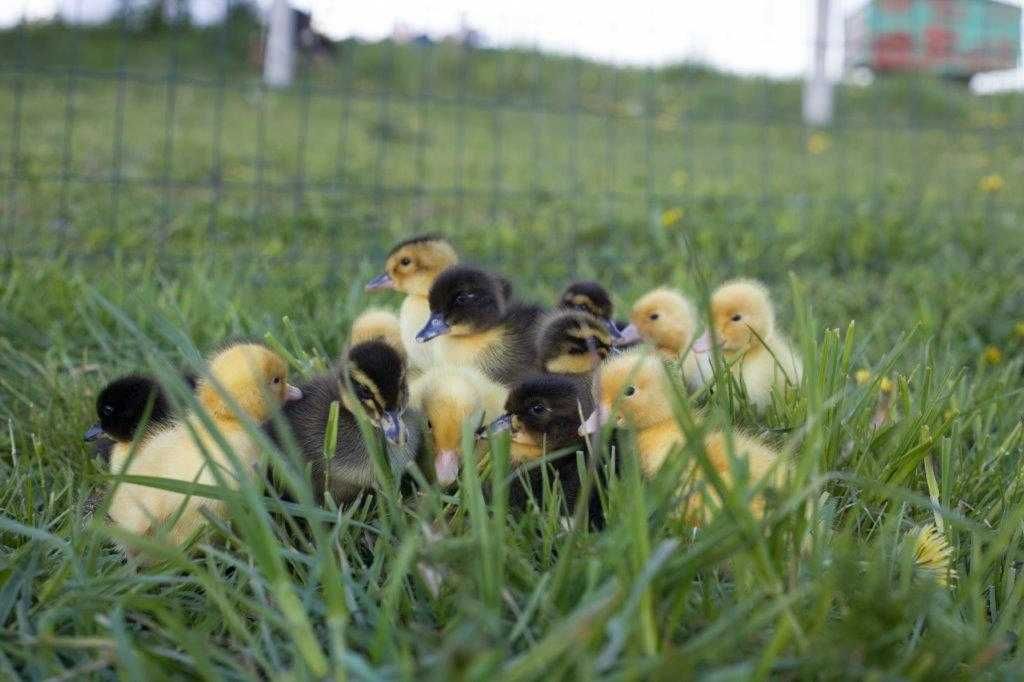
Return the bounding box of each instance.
[435,450,459,486]
[614,322,643,346]
[692,331,714,354]
[285,384,303,401]
[579,405,610,436]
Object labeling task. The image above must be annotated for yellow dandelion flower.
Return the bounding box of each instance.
[983,345,1003,365]
[979,174,1005,194]
[854,369,872,385]
[911,524,956,587]
[661,207,684,228]
[1014,321,1024,341]
[807,132,831,155]
[671,170,688,189]
[878,376,894,394]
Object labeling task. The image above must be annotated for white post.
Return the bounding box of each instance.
[264,0,295,88]
[803,0,833,127]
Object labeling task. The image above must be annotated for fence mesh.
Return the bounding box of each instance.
[1,2,1022,292]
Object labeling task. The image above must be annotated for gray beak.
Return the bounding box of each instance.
[381,411,403,445]
[83,423,104,442]
[365,273,396,291]
[416,314,451,343]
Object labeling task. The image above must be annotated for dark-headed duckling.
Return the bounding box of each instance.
[84,373,196,465]
[366,234,459,375]
[535,309,614,377]
[559,281,622,340]
[416,265,545,386]
[486,374,606,525]
[268,340,422,505]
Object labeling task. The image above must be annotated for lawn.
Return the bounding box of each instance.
[2,14,1024,679]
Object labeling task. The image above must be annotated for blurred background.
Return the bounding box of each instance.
[1,0,1022,289]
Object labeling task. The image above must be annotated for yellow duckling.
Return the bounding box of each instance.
[693,279,802,412]
[107,343,302,560]
[617,287,711,391]
[410,364,508,485]
[366,234,458,375]
[581,350,785,523]
[350,308,404,356]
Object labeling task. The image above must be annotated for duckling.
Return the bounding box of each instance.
[486,374,609,524]
[85,374,179,465]
[410,364,508,486]
[416,265,545,386]
[350,308,404,356]
[617,287,711,391]
[107,344,302,559]
[558,281,622,340]
[268,340,421,504]
[693,279,803,412]
[535,309,613,377]
[581,350,785,523]
[366,234,458,375]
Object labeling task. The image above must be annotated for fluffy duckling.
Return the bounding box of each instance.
[269,340,421,504]
[366,234,458,375]
[107,344,301,558]
[693,279,803,412]
[350,308,404,356]
[487,374,605,524]
[558,281,622,340]
[535,309,613,377]
[581,351,785,523]
[416,265,545,386]
[85,374,178,464]
[618,287,711,391]
[410,364,508,486]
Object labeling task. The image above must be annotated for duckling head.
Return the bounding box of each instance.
[350,308,404,357]
[559,281,621,339]
[487,374,586,454]
[344,340,409,445]
[417,265,506,342]
[619,288,698,356]
[84,374,171,443]
[366,234,458,297]
[581,350,673,434]
[197,344,302,424]
[414,367,490,486]
[536,310,613,375]
[695,279,775,357]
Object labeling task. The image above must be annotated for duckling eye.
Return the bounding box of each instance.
[649,313,660,321]
[354,383,372,400]
[102,405,114,417]
[272,377,281,384]
[426,419,433,430]
[529,403,547,416]
[455,292,476,305]
[624,385,637,397]
[399,257,412,267]
[731,314,742,322]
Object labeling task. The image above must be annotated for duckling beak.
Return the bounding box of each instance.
[605,319,623,340]
[415,314,450,343]
[579,405,610,436]
[284,384,303,402]
[614,323,643,346]
[365,273,395,291]
[435,450,460,486]
[381,410,404,445]
[481,413,512,437]
[83,423,104,442]
[692,331,714,354]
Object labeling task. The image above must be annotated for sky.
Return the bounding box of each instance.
[1,0,1021,89]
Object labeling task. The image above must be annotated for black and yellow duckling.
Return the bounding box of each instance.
[558,280,623,340]
[485,374,606,525]
[366,234,459,375]
[84,373,194,464]
[416,265,545,386]
[535,309,614,377]
[268,340,422,505]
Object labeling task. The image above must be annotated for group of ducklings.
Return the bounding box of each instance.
[85,234,804,561]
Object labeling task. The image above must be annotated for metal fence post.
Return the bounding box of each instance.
[264,0,294,88]
[803,0,833,127]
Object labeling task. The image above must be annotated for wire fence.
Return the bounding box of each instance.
[1,1,1023,290]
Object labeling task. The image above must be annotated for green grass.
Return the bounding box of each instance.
[2,20,1024,679]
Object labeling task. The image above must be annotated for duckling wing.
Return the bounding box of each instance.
[489,304,548,386]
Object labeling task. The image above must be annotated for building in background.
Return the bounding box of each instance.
[845,0,1021,81]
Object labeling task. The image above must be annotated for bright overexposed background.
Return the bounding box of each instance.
[1,0,1021,90]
